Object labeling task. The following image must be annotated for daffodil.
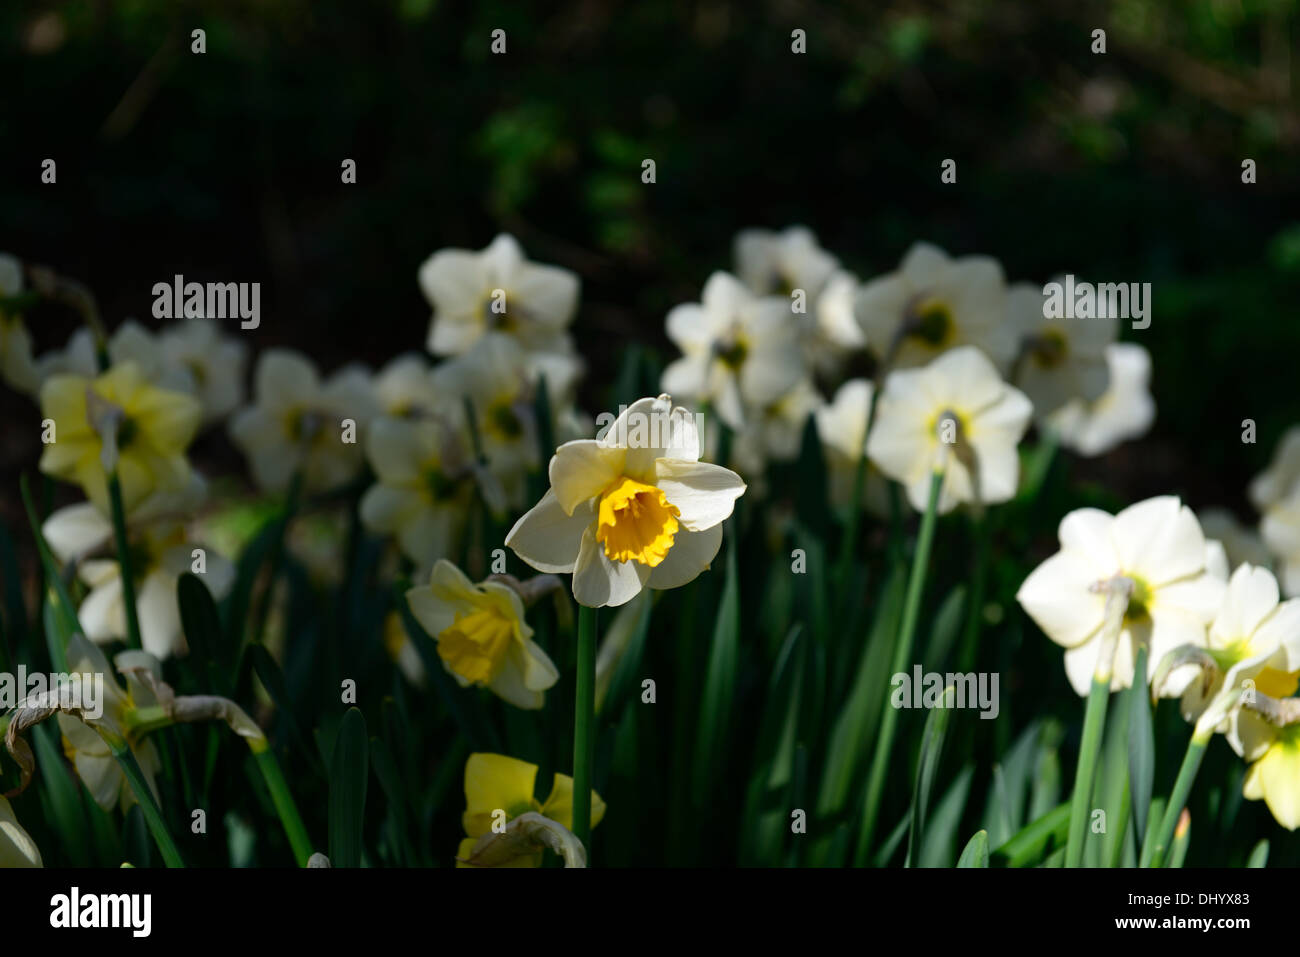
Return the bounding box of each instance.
[406,560,558,709]
[360,415,487,571]
[866,346,1033,514]
[661,272,803,430]
[228,349,378,494]
[506,394,746,608]
[1249,425,1300,512]
[56,636,163,814]
[39,359,203,514]
[734,226,840,299]
[372,352,439,419]
[158,317,248,422]
[430,332,582,506]
[1007,278,1116,419]
[0,253,38,395]
[815,378,890,514]
[1016,496,1227,695]
[1261,486,1300,597]
[420,233,579,357]
[854,242,1016,371]
[1047,343,1155,457]
[455,752,605,867]
[1239,723,1300,830]
[38,321,194,395]
[0,795,42,868]
[728,378,824,484]
[1172,565,1300,737]
[42,476,234,659]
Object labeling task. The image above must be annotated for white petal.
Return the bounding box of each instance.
[647,524,723,590]
[1016,550,1106,648]
[549,440,623,514]
[1112,497,1207,588]
[572,525,650,608]
[505,490,593,573]
[653,459,745,531]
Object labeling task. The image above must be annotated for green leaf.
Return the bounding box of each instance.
[957,829,989,868]
[741,625,805,864]
[919,764,973,868]
[693,542,740,805]
[990,801,1070,868]
[33,722,91,865]
[906,685,956,867]
[1247,839,1269,868]
[922,585,966,671]
[177,572,225,690]
[1128,645,1154,847]
[328,707,369,868]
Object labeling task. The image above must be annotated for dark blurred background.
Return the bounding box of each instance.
[2,0,1298,520]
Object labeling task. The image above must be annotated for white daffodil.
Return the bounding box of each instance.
[729,378,824,483]
[733,225,840,299]
[661,272,803,430]
[407,560,559,709]
[38,321,194,396]
[1250,425,1300,513]
[229,349,379,494]
[1016,496,1227,695]
[158,317,248,422]
[1047,343,1155,457]
[507,394,746,607]
[816,378,890,514]
[866,346,1032,514]
[0,795,42,868]
[56,636,163,814]
[1199,508,1272,570]
[1007,278,1115,419]
[854,242,1016,371]
[1172,565,1300,738]
[0,253,38,395]
[42,476,234,660]
[360,415,488,571]
[431,333,582,506]
[372,352,440,419]
[420,233,579,357]
[1261,485,1300,597]
[811,269,867,365]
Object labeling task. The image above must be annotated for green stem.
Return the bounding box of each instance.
[956,510,989,672]
[253,744,314,867]
[834,386,879,599]
[855,467,944,863]
[250,471,303,648]
[1065,676,1110,867]
[109,739,184,867]
[107,472,142,650]
[1143,734,1208,868]
[573,604,597,859]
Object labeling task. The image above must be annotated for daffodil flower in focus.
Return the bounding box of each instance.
[228,349,378,494]
[455,752,605,867]
[0,795,42,868]
[419,233,579,357]
[1047,343,1155,457]
[661,272,803,430]
[506,394,746,607]
[854,242,1016,371]
[1016,496,1227,695]
[39,359,203,514]
[406,560,558,709]
[866,346,1033,514]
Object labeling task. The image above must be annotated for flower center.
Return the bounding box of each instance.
[482,292,518,331]
[1030,328,1069,368]
[437,606,515,684]
[1124,576,1153,624]
[596,476,681,566]
[424,467,461,502]
[910,298,953,346]
[713,332,749,370]
[486,399,525,442]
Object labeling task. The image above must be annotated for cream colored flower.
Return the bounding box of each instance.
[866,346,1032,514]
[407,561,558,709]
[159,317,248,422]
[816,378,890,514]
[39,360,203,514]
[507,394,746,607]
[1250,425,1300,512]
[661,272,803,430]
[0,795,42,868]
[360,415,485,571]
[229,349,378,494]
[734,226,840,299]
[42,477,234,659]
[420,234,579,357]
[1047,343,1155,457]
[38,321,194,395]
[729,378,824,483]
[1261,486,1300,597]
[1238,723,1300,830]
[854,242,1016,370]
[1016,496,1227,694]
[372,352,439,418]
[1007,278,1115,419]
[0,253,38,395]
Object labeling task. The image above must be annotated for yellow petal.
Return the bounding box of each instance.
[462,753,539,837]
[541,773,606,832]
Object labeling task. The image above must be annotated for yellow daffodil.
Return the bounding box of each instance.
[228,349,378,494]
[867,346,1032,514]
[455,752,605,867]
[1240,724,1300,830]
[419,233,579,357]
[0,795,42,868]
[39,359,202,514]
[407,560,558,709]
[507,394,746,608]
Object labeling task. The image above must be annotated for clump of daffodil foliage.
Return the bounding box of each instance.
[0,229,1293,872]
